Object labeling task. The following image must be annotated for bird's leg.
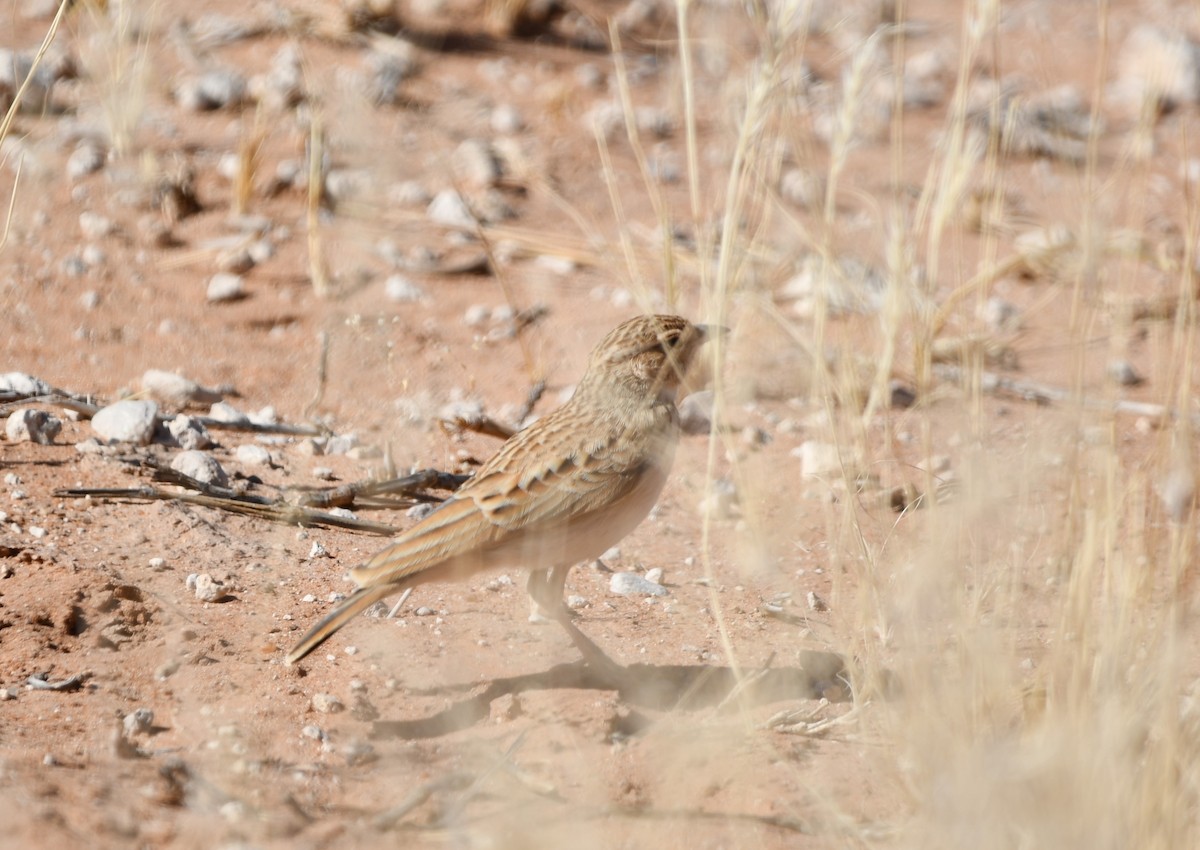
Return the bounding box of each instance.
[527,567,626,681]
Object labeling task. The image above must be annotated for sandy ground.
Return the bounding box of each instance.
[2,0,1198,847]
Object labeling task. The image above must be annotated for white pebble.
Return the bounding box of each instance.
[385,274,426,303]
[5,407,61,445]
[92,399,158,445]
[463,304,491,327]
[123,708,154,736]
[207,402,249,424]
[167,414,213,451]
[171,450,228,486]
[206,273,246,303]
[66,143,105,180]
[78,211,114,239]
[795,441,840,477]
[491,104,524,134]
[427,189,474,228]
[609,572,668,597]
[236,444,272,466]
[0,373,53,395]
[311,693,344,714]
[192,573,225,602]
[142,369,221,407]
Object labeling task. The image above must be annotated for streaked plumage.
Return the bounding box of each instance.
[286,314,714,667]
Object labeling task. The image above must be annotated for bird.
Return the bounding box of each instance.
[286,314,717,674]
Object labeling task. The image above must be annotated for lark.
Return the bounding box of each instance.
[286,314,716,672]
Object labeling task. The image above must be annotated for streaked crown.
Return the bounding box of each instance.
[577,314,713,404]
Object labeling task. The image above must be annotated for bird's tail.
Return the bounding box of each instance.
[285,584,397,664]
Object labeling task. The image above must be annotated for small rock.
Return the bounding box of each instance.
[699,477,740,519]
[1107,359,1144,387]
[247,240,273,264]
[236,444,272,466]
[249,44,304,109]
[167,414,213,450]
[5,407,61,444]
[779,167,824,208]
[414,606,435,616]
[384,274,426,303]
[80,244,106,269]
[142,369,223,407]
[311,693,345,714]
[390,180,430,207]
[207,402,249,424]
[364,40,417,105]
[535,254,575,275]
[92,399,158,445]
[740,425,770,447]
[807,591,828,612]
[453,139,501,188]
[61,255,86,277]
[427,189,474,228]
[0,373,53,395]
[78,211,115,239]
[463,304,491,327]
[191,572,226,602]
[796,441,840,477]
[123,708,154,737]
[609,572,669,597]
[398,500,434,521]
[66,142,105,180]
[325,169,369,204]
[491,104,524,134]
[575,63,604,89]
[249,406,277,426]
[306,541,328,560]
[206,273,246,303]
[170,450,228,486]
[1116,25,1200,110]
[175,68,247,111]
[980,296,1021,332]
[644,567,664,584]
[1159,465,1196,522]
[301,724,324,741]
[634,106,672,138]
[919,454,952,475]
[323,433,358,455]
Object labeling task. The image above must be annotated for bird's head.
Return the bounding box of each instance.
[579,314,719,406]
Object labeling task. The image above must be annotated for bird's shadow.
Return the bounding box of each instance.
[371,650,849,740]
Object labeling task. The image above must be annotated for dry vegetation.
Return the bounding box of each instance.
[3,0,1200,847]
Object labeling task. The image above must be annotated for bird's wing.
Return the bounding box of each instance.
[350,419,651,588]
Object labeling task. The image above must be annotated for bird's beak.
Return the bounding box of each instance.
[694,324,729,343]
